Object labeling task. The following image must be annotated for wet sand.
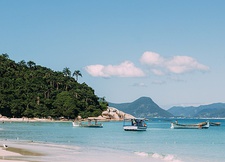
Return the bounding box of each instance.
[0,141,46,162]
[0,140,166,162]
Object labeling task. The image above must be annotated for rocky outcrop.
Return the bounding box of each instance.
[101,106,134,121]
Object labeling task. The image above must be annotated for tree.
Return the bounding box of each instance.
[73,70,82,81]
[63,67,71,77]
[53,91,80,118]
[27,61,36,69]
[2,53,9,59]
[18,60,26,67]
[0,54,107,119]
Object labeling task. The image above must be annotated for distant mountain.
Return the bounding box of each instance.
[109,97,173,118]
[168,103,225,118]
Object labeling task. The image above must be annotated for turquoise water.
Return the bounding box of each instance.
[0,118,224,162]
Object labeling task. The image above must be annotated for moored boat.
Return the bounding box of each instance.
[171,120,210,129]
[123,118,147,131]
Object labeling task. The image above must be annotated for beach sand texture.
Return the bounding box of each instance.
[0,140,165,162]
[0,141,45,162]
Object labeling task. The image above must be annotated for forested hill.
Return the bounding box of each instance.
[168,103,225,118]
[0,54,108,119]
[109,97,173,118]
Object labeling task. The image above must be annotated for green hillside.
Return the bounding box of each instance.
[0,54,108,119]
[109,97,173,118]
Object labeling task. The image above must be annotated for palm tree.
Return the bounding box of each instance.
[63,67,71,77]
[73,70,82,81]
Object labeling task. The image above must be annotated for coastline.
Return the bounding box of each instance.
[0,140,165,162]
[0,116,124,123]
[0,117,57,123]
[1,118,223,162]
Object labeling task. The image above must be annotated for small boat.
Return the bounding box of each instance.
[123,118,148,131]
[210,122,221,126]
[72,117,103,128]
[171,120,210,129]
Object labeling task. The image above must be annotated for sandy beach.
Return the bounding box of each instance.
[0,140,166,162]
[0,147,23,162]
[0,117,56,123]
[0,138,49,162]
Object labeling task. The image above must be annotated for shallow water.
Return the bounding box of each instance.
[0,118,224,162]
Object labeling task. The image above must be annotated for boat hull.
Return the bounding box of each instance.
[72,122,103,128]
[123,125,147,131]
[171,121,210,129]
[80,123,103,128]
[123,118,148,131]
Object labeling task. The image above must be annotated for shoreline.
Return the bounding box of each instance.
[0,117,124,123]
[1,116,224,123]
[1,119,223,162]
[0,139,167,162]
[0,117,62,123]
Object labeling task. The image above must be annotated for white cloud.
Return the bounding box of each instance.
[140,51,209,75]
[85,61,145,78]
[85,51,209,78]
[166,56,209,74]
[140,51,164,66]
[83,64,108,77]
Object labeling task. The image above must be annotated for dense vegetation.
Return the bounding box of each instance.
[0,54,108,119]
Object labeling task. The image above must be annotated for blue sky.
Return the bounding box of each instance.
[1,0,225,109]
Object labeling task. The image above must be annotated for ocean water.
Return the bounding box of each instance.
[0,118,224,162]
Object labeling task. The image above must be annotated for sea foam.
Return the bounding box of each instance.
[134,151,182,162]
[152,153,182,162]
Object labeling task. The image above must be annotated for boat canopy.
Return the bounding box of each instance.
[124,118,148,121]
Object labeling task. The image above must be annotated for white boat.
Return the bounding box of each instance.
[171,120,210,129]
[123,118,148,131]
[72,117,103,128]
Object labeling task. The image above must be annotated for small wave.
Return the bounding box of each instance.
[134,151,182,162]
[153,153,181,162]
